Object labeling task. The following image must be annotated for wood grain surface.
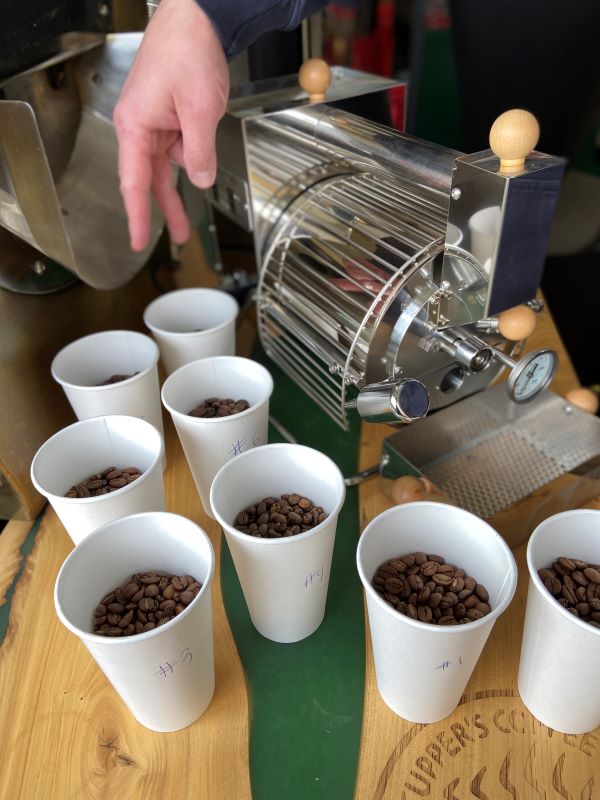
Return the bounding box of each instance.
[0,420,252,800]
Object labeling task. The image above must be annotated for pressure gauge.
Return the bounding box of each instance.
[507,349,557,403]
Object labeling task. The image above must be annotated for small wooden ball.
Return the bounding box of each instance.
[565,388,599,415]
[391,476,430,505]
[498,305,537,341]
[489,109,540,169]
[298,59,331,102]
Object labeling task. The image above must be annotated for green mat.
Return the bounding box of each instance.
[220,343,366,800]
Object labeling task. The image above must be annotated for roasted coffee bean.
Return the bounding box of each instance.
[64,465,142,498]
[234,493,328,538]
[572,570,589,587]
[372,552,491,626]
[97,373,138,385]
[475,584,489,602]
[539,554,600,629]
[189,397,250,418]
[584,567,600,584]
[92,570,202,637]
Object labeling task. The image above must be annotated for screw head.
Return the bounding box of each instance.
[33,260,46,275]
[451,188,462,200]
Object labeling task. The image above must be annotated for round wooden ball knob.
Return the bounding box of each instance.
[298,59,331,102]
[489,109,540,172]
[565,388,599,415]
[497,304,537,340]
[391,475,430,505]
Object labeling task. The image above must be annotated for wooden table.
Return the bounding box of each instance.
[1,244,599,799]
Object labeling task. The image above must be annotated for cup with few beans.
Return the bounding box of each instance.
[31,415,164,545]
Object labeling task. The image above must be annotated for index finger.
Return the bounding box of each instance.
[117,129,153,252]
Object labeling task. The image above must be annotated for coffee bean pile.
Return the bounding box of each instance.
[189,397,250,418]
[93,572,201,636]
[64,466,142,498]
[234,494,328,538]
[97,372,139,385]
[372,552,492,625]
[538,556,600,629]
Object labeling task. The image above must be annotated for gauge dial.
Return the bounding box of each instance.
[507,349,557,403]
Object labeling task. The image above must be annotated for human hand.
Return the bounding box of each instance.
[114,0,229,251]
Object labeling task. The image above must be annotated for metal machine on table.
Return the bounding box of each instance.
[2,34,599,534]
[209,59,600,542]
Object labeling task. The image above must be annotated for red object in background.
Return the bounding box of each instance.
[351,0,395,77]
[324,1,405,131]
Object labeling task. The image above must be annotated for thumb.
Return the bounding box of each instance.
[177,101,220,188]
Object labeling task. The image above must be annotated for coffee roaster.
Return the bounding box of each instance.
[2,38,600,533]
[210,60,600,536]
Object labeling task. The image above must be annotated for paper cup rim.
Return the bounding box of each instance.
[210,442,346,546]
[51,330,159,391]
[356,501,518,634]
[143,288,239,337]
[54,511,215,646]
[30,415,164,504]
[527,508,600,637]
[161,356,274,423]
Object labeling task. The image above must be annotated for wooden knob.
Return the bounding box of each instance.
[566,388,599,415]
[391,476,430,505]
[298,59,331,102]
[498,304,537,340]
[489,109,540,173]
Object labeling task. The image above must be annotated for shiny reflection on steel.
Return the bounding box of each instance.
[0,33,164,290]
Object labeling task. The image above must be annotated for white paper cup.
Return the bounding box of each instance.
[143,288,239,375]
[31,415,164,545]
[357,502,517,723]
[468,205,501,275]
[210,443,346,643]
[161,356,273,518]
[54,511,215,732]
[518,509,600,733]
[51,330,164,441]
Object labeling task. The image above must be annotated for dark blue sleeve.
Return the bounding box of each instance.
[197,0,331,59]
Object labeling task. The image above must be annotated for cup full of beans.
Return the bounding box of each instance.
[518,509,600,734]
[31,415,164,545]
[356,502,517,724]
[210,443,346,643]
[161,356,273,518]
[54,511,215,732]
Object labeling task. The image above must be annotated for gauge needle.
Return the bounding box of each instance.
[523,362,539,389]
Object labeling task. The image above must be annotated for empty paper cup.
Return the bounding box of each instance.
[518,509,600,733]
[357,502,517,723]
[51,330,164,441]
[31,415,164,545]
[468,205,501,275]
[210,443,346,643]
[161,356,273,518]
[54,511,215,732]
[144,288,239,375]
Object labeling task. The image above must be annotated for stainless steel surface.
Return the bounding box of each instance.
[381,385,600,519]
[351,378,430,424]
[0,33,164,290]
[443,150,565,317]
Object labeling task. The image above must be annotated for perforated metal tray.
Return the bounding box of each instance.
[381,384,600,520]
